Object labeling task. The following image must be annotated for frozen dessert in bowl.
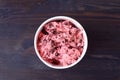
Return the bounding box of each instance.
[34,16,88,69]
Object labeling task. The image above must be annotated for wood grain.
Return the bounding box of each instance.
[0,0,120,80]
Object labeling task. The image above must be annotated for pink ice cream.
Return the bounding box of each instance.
[37,20,84,67]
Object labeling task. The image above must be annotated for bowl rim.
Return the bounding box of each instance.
[34,16,88,69]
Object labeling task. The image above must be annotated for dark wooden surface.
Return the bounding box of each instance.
[0,0,120,80]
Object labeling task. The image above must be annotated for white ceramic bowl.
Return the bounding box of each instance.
[34,16,88,69]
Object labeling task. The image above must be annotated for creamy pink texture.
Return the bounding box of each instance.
[37,20,84,66]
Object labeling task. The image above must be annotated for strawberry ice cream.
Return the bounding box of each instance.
[37,20,84,67]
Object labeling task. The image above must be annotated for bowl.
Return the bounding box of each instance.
[34,16,88,69]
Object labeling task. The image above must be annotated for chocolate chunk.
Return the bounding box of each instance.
[41,27,48,35]
[53,30,57,34]
[69,31,72,35]
[54,46,58,49]
[68,46,73,49]
[52,58,60,65]
[65,39,68,42]
[51,40,56,47]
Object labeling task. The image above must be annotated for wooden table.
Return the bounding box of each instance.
[0,0,120,80]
